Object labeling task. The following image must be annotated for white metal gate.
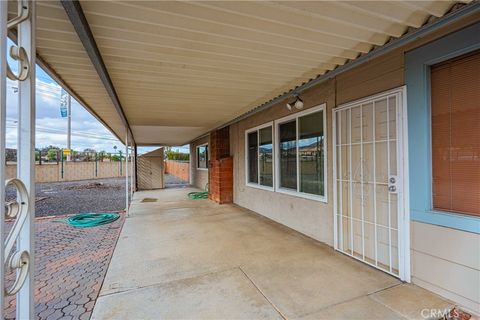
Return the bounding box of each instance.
[333,87,410,281]
[1,0,36,318]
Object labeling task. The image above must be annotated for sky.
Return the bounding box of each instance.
[5,40,188,155]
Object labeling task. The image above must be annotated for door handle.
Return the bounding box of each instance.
[388,175,399,193]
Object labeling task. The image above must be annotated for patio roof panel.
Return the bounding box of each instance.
[13,0,470,145]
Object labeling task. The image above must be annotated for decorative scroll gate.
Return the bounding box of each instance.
[333,87,410,282]
[1,0,36,318]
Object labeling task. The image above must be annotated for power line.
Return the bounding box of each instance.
[6,66,120,147]
[6,119,117,140]
[5,125,119,142]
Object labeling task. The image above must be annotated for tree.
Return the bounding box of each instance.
[81,148,96,161]
[41,145,60,153]
[47,149,58,161]
[165,149,189,161]
[110,154,122,162]
[97,150,107,161]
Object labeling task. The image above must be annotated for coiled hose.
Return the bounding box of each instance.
[66,213,120,228]
[188,183,209,200]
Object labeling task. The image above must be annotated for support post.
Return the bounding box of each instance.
[0,2,8,317]
[119,150,122,175]
[16,1,36,318]
[125,131,129,214]
[134,144,138,191]
[60,149,64,179]
[130,143,134,200]
[95,152,98,177]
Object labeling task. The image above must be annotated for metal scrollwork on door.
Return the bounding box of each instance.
[6,0,31,81]
[4,179,31,296]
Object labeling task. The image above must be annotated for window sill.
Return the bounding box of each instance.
[411,209,480,234]
[196,168,208,171]
[245,183,274,192]
[276,187,327,203]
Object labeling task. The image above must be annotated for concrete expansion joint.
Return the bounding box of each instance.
[238,266,288,320]
[99,267,239,299]
[368,284,421,320]
[296,283,404,319]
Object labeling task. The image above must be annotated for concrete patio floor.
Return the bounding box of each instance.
[92,187,454,319]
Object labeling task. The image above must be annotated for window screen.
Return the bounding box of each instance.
[431,50,480,216]
[259,126,273,187]
[279,120,297,190]
[197,145,208,169]
[246,125,273,187]
[247,131,258,184]
[299,111,325,196]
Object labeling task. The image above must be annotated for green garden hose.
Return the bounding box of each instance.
[65,213,120,228]
[188,191,209,199]
[188,183,209,200]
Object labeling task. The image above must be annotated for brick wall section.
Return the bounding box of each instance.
[209,127,230,161]
[209,127,233,204]
[164,160,189,182]
[209,157,233,204]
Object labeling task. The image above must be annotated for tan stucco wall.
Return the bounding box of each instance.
[230,79,336,245]
[190,135,209,190]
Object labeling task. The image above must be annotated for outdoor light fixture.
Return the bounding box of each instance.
[286,94,304,111]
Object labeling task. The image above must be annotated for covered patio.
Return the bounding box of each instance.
[91,187,453,319]
[1,0,479,318]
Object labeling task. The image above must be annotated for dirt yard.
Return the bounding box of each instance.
[5,178,126,217]
[5,175,188,217]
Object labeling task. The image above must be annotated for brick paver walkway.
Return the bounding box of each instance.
[4,213,125,319]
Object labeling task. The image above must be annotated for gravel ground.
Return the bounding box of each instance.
[5,178,126,217]
[164,173,189,188]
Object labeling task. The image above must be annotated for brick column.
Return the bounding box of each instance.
[209,127,233,204]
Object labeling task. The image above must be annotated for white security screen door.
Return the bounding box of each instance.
[333,87,410,281]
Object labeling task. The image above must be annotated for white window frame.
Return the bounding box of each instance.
[196,143,209,171]
[245,122,274,191]
[274,103,327,202]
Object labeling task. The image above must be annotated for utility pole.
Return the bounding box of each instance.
[66,94,71,161]
[60,89,71,161]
